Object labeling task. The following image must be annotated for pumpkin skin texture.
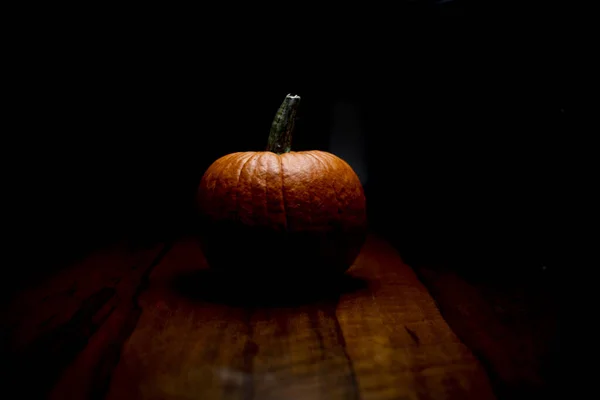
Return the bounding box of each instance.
[197,150,367,279]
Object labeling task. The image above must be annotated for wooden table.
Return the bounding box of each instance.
[2,234,496,400]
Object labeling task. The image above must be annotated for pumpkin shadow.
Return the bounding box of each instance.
[171,268,370,308]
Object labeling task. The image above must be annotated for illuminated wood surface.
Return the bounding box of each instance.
[1,235,499,399]
[105,235,495,400]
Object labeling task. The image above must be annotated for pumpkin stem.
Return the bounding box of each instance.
[266,93,300,154]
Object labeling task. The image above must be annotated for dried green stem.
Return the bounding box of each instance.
[266,94,301,154]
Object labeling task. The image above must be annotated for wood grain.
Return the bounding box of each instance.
[106,235,495,400]
[0,242,168,400]
[413,266,559,399]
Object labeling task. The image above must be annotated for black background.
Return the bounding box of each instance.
[7,1,571,291]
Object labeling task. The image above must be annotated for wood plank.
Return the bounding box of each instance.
[0,242,169,400]
[413,266,559,399]
[106,235,495,400]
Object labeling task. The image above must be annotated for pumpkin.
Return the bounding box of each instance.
[197,94,367,278]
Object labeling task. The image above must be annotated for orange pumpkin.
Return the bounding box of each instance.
[197,94,366,278]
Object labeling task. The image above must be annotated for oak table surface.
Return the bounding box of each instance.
[103,235,495,400]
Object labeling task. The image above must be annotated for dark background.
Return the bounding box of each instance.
[8,1,570,289]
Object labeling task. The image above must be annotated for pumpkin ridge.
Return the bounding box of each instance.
[308,152,343,223]
[258,153,269,224]
[278,154,289,232]
[248,152,262,224]
[320,152,351,213]
[302,153,316,229]
[304,151,337,228]
[242,152,261,225]
[235,153,256,223]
